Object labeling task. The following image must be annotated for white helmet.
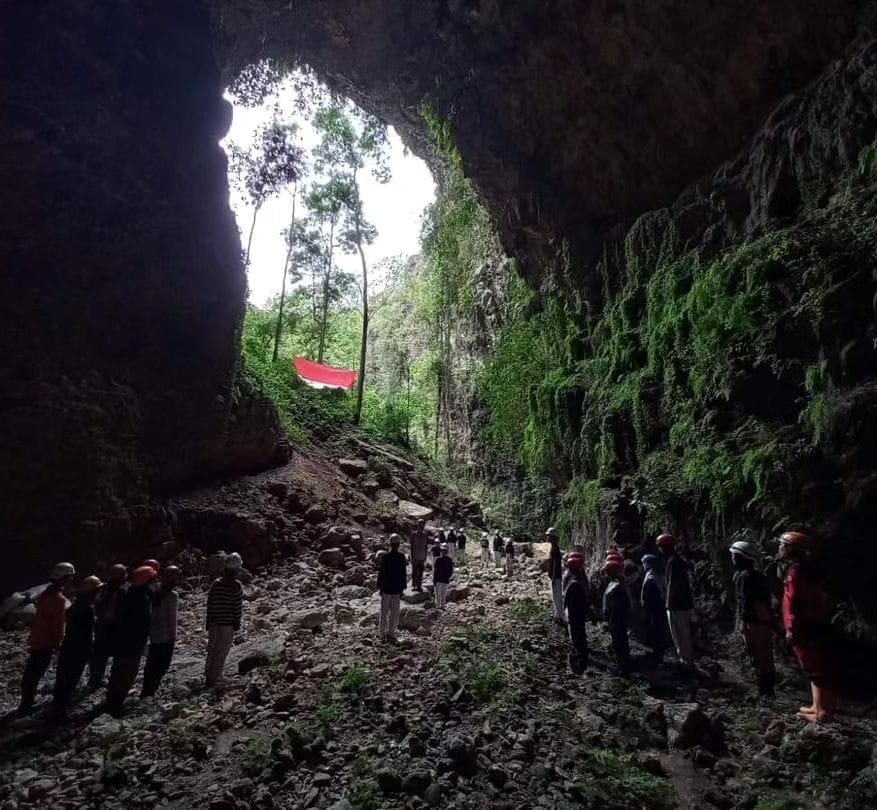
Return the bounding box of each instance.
[440,543,449,551]
[729,541,758,561]
[545,527,558,538]
[50,562,76,581]
[224,552,243,571]
[389,533,402,546]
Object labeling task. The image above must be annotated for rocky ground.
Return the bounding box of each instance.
[1,437,876,810]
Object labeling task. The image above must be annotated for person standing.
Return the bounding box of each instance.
[104,565,155,716]
[546,527,564,623]
[563,553,590,672]
[657,533,695,668]
[479,532,490,568]
[729,541,775,699]
[433,544,454,609]
[504,536,516,577]
[493,531,504,568]
[52,575,101,720]
[378,534,407,641]
[603,559,631,677]
[779,531,834,721]
[141,565,181,699]
[18,562,75,714]
[445,527,457,561]
[205,553,244,689]
[88,564,128,690]
[456,528,467,566]
[640,554,667,666]
[410,520,430,592]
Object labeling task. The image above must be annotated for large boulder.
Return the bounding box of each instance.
[339,458,368,477]
[291,609,329,629]
[318,548,346,569]
[304,505,327,524]
[399,500,434,521]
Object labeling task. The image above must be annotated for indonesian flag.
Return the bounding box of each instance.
[293,356,357,391]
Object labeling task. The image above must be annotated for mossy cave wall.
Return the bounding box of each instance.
[1,0,876,604]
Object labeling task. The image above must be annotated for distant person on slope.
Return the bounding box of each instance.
[493,531,504,568]
[18,562,76,715]
[657,533,695,668]
[410,519,430,592]
[603,559,631,677]
[433,544,454,609]
[456,528,467,565]
[88,563,128,690]
[205,553,244,689]
[479,532,490,568]
[378,534,407,641]
[141,565,181,699]
[52,574,101,720]
[729,541,775,699]
[546,527,564,623]
[104,565,155,716]
[780,531,835,721]
[640,554,667,666]
[563,553,590,673]
[504,536,516,577]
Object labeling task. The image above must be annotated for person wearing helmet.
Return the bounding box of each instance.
[51,575,101,720]
[730,541,775,698]
[17,562,75,714]
[205,553,244,688]
[433,544,454,609]
[602,559,631,677]
[504,536,516,577]
[657,533,695,668]
[779,531,834,721]
[378,535,407,641]
[640,555,667,666]
[546,527,565,623]
[563,553,590,673]
[445,527,457,561]
[456,528,467,565]
[430,531,442,564]
[410,520,430,592]
[104,565,156,716]
[141,559,161,572]
[88,563,128,690]
[479,532,490,568]
[492,530,504,568]
[141,565,181,699]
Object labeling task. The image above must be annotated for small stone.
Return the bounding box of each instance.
[319,549,346,569]
[376,769,402,794]
[424,783,442,807]
[291,609,329,629]
[401,770,432,796]
[339,458,369,477]
[487,764,507,788]
[304,505,327,524]
[312,773,332,788]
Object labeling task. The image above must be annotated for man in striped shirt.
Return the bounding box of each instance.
[205,553,243,688]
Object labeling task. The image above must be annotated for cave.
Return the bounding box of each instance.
[2,0,876,601]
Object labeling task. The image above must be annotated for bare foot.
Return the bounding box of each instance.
[800,710,828,723]
[798,705,816,715]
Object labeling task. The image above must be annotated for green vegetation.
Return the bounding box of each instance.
[509,597,545,623]
[571,748,673,808]
[312,664,373,727]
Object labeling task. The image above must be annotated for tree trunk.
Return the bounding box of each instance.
[353,189,369,426]
[244,201,261,269]
[272,187,297,362]
[317,216,335,364]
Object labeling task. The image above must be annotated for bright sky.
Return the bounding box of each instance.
[222,80,436,307]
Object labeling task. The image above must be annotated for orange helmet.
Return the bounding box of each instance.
[604,560,623,575]
[131,565,157,587]
[142,558,161,572]
[655,533,675,549]
[565,553,585,570]
[779,531,808,547]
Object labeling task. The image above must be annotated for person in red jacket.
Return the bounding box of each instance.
[780,531,834,721]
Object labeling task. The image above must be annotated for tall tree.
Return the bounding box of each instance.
[312,106,389,424]
[272,183,303,361]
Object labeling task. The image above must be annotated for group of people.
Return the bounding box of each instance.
[546,527,837,721]
[479,530,516,575]
[16,550,249,719]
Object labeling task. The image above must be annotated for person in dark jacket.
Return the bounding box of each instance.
[205,553,244,688]
[378,534,407,641]
[479,532,490,568]
[410,520,430,591]
[433,544,454,609]
[563,553,589,672]
[504,536,516,577]
[546,527,564,622]
[657,533,694,667]
[492,532,504,568]
[729,541,775,698]
[88,564,127,690]
[640,554,667,666]
[51,575,101,720]
[141,565,180,699]
[603,559,631,677]
[104,566,156,716]
[456,528,467,565]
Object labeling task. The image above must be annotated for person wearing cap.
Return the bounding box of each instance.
[410,520,430,592]
[52,575,101,720]
[492,530,504,568]
[730,541,775,698]
[657,533,695,668]
[205,553,244,688]
[18,562,75,714]
[104,565,156,716]
[141,565,181,699]
[640,555,667,666]
[142,559,161,572]
[378,535,407,641]
[602,559,631,677]
[563,553,590,672]
[546,527,564,623]
[779,531,834,721]
[504,536,516,577]
[433,544,454,609]
[88,563,128,690]
[479,532,490,568]
[456,528,467,566]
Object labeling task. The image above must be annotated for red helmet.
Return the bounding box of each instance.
[605,550,623,562]
[142,558,161,572]
[131,565,157,587]
[565,553,585,570]
[656,533,675,549]
[603,560,623,575]
[779,531,808,547]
